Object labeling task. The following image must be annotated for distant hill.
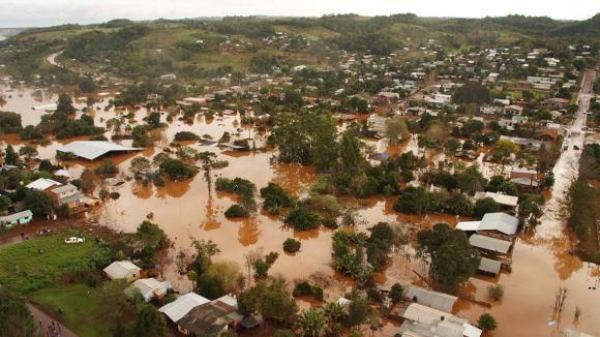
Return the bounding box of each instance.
[551,13,600,37]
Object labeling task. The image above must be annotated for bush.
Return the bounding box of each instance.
[322,218,338,229]
[292,282,324,301]
[174,131,200,141]
[283,238,301,253]
[260,182,294,210]
[390,283,403,303]
[224,204,249,218]
[488,284,504,301]
[285,206,320,231]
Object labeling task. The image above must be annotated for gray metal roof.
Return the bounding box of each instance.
[404,286,458,312]
[478,257,502,275]
[474,192,519,207]
[103,260,141,280]
[0,210,32,223]
[51,184,78,194]
[479,212,519,236]
[469,234,512,254]
[57,141,142,160]
[159,292,210,323]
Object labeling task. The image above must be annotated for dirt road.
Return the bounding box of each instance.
[27,303,78,337]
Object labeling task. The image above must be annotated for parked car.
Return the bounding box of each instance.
[64,237,85,244]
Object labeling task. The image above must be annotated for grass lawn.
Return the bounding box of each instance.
[30,283,114,337]
[0,232,110,293]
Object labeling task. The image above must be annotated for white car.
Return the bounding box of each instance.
[64,237,85,244]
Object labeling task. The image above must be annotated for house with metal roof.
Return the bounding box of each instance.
[47,183,85,209]
[404,286,458,313]
[478,257,502,276]
[0,210,33,228]
[159,292,210,324]
[176,296,242,336]
[126,278,170,302]
[56,141,142,161]
[26,178,62,191]
[469,234,512,255]
[398,303,482,337]
[478,212,519,238]
[103,260,141,282]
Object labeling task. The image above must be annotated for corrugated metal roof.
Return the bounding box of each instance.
[159,292,210,323]
[402,303,456,325]
[479,212,519,236]
[103,260,140,280]
[0,210,32,223]
[26,178,62,191]
[51,184,78,194]
[510,177,539,187]
[57,141,142,160]
[469,234,512,254]
[404,286,458,312]
[456,221,481,232]
[478,257,502,275]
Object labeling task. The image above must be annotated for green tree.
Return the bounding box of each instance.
[474,197,500,217]
[478,313,498,333]
[56,93,76,114]
[0,287,40,337]
[18,146,38,161]
[94,159,119,177]
[297,308,328,337]
[389,283,403,304]
[238,277,298,322]
[285,205,320,231]
[159,159,197,181]
[457,165,485,195]
[445,138,461,154]
[493,139,519,164]
[453,82,491,105]
[129,157,152,177]
[260,182,294,210]
[345,296,371,328]
[136,220,169,250]
[23,190,53,216]
[417,223,481,293]
[134,304,167,337]
[385,115,409,145]
[80,168,96,194]
[283,238,301,253]
[4,145,19,166]
[147,112,162,129]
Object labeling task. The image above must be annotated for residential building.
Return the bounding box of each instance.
[126,278,170,302]
[404,286,458,312]
[103,261,142,282]
[0,210,33,228]
[176,296,243,336]
[159,292,211,328]
[396,303,482,337]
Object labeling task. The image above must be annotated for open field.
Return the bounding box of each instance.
[0,231,110,293]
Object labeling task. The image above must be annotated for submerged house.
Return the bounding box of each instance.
[0,210,33,228]
[397,303,481,337]
[159,292,211,331]
[126,278,170,302]
[176,295,243,336]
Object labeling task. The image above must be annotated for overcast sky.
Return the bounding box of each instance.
[2,0,599,27]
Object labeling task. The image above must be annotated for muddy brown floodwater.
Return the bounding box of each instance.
[2,84,599,336]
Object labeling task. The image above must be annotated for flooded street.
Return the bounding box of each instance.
[1,81,599,336]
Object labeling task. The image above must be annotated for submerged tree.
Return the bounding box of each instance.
[417,223,481,293]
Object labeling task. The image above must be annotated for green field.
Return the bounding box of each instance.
[0,233,110,293]
[30,284,113,337]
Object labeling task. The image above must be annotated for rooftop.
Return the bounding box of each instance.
[0,210,32,223]
[159,292,211,323]
[478,257,502,275]
[479,212,519,236]
[56,141,142,160]
[469,234,512,254]
[404,286,458,312]
[26,178,62,191]
[103,260,141,280]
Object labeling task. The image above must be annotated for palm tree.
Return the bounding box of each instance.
[297,308,328,337]
[478,313,498,334]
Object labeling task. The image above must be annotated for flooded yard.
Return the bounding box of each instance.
[1,84,599,336]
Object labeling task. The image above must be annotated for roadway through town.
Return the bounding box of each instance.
[535,69,596,240]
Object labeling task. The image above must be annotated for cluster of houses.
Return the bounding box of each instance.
[456,212,520,277]
[395,285,482,337]
[102,260,258,336]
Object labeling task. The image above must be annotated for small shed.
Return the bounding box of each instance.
[126,278,169,302]
[103,260,142,282]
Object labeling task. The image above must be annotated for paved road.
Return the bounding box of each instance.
[535,69,596,240]
[27,303,78,337]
